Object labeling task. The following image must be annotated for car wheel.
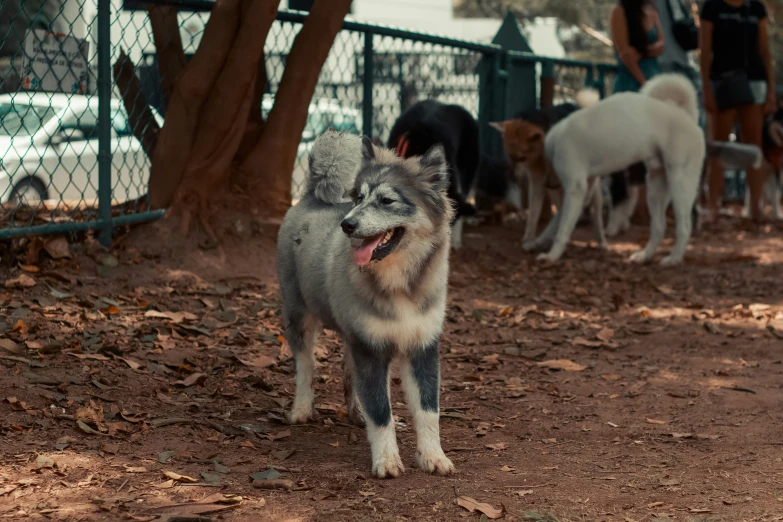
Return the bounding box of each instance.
[9,177,48,206]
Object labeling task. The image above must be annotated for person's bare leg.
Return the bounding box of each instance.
[738,103,766,222]
[706,109,736,223]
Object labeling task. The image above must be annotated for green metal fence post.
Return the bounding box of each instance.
[97,0,112,247]
[596,66,607,98]
[363,32,374,138]
[584,66,595,89]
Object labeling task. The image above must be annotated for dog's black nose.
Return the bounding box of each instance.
[341,218,358,235]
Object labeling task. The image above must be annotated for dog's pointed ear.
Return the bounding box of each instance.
[489,121,507,134]
[420,144,449,192]
[361,135,375,164]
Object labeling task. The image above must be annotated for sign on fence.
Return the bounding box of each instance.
[21,30,89,94]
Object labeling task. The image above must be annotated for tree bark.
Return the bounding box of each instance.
[236,50,268,162]
[148,5,186,107]
[240,0,354,214]
[148,0,243,209]
[169,0,278,223]
[113,49,160,158]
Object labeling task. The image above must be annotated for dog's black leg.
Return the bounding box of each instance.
[350,338,402,478]
[401,340,454,475]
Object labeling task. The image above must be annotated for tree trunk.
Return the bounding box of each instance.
[148,5,186,107]
[139,0,354,243]
[169,0,278,226]
[240,0,354,215]
[148,0,243,209]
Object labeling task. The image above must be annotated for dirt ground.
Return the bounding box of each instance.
[2,211,783,522]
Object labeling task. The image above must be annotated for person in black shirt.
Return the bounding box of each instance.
[700,0,775,223]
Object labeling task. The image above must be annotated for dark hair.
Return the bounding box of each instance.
[620,0,649,57]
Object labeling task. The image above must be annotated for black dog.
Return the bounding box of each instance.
[388,100,480,248]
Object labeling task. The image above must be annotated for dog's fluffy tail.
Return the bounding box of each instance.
[575,88,601,109]
[306,130,363,205]
[640,73,699,123]
[707,141,763,170]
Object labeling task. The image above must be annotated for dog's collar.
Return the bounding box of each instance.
[395,133,410,158]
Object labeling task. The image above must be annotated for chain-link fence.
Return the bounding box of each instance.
[0,3,612,244]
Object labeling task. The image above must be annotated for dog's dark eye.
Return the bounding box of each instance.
[380,197,395,205]
[356,195,364,204]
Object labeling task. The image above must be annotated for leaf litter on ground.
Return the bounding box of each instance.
[456,495,504,519]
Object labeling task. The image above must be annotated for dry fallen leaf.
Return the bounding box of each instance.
[163,471,198,483]
[236,355,276,368]
[12,320,29,334]
[646,418,667,425]
[145,310,197,324]
[175,373,206,387]
[704,321,722,335]
[43,237,71,259]
[5,274,36,289]
[456,496,504,519]
[536,359,586,372]
[485,442,508,451]
[328,441,339,447]
[117,357,144,371]
[500,465,515,472]
[0,339,23,355]
[601,374,621,381]
[68,353,110,361]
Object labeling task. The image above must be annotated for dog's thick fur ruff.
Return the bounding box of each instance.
[278,131,455,478]
[539,73,705,265]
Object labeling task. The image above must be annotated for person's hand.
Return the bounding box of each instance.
[704,88,717,113]
[764,89,776,114]
[619,48,641,63]
[647,41,664,55]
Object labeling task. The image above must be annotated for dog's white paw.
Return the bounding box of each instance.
[288,405,313,424]
[372,452,404,479]
[629,250,651,263]
[522,240,536,251]
[597,240,609,251]
[416,448,455,476]
[605,223,621,237]
[536,252,560,263]
[660,254,683,266]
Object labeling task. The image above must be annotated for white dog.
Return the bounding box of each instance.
[534,74,705,265]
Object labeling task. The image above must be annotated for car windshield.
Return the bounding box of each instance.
[0,103,57,137]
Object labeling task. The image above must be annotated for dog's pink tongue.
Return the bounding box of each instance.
[352,234,384,267]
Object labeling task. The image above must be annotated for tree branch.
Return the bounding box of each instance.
[173,0,278,206]
[241,0,354,213]
[113,49,160,158]
[148,0,243,209]
[148,5,186,107]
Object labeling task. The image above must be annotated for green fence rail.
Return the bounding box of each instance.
[0,4,612,244]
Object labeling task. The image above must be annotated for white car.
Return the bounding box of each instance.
[262,95,362,199]
[0,92,162,206]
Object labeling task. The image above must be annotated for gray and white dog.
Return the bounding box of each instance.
[277,130,455,478]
